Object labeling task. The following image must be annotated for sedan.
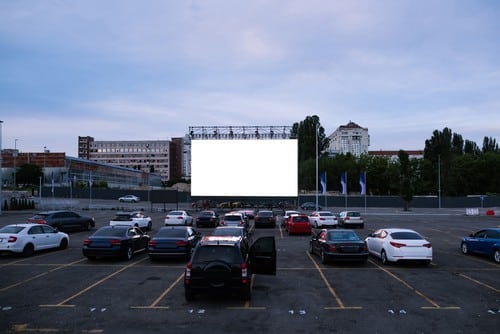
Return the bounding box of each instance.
[460,228,500,263]
[338,211,365,229]
[365,228,432,265]
[82,226,150,261]
[109,211,152,231]
[254,210,276,228]
[118,195,140,202]
[286,214,312,235]
[309,229,369,263]
[0,223,69,257]
[309,211,338,229]
[148,226,201,260]
[195,210,220,228]
[164,210,193,226]
[27,210,95,232]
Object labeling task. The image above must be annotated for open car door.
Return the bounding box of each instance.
[249,236,276,275]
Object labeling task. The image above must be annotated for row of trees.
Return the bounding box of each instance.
[293,115,500,202]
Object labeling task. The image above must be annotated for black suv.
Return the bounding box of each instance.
[184,235,276,301]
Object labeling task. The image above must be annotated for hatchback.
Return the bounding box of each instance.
[461,228,500,263]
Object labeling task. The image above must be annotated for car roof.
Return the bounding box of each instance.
[4,223,39,228]
[199,235,242,245]
[381,228,420,233]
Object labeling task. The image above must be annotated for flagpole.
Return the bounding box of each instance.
[324,172,327,209]
[364,172,367,216]
[315,124,318,210]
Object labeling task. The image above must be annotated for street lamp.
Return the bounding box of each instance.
[0,120,3,215]
[13,139,18,189]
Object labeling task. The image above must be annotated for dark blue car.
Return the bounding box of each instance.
[460,228,500,263]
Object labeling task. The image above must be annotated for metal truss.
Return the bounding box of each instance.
[188,126,295,140]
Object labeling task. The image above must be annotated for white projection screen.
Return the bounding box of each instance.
[191,139,298,197]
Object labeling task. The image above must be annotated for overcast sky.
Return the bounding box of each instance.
[1,0,499,157]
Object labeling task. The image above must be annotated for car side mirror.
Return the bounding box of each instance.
[469,233,474,237]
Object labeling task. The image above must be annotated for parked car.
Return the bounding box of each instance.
[82,225,150,261]
[338,211,365,229]
[281,210,301,227]
[27,210,95,232]
[148,226,201,260]
[254,210,276,228]
[300,202,321,210]
[460,228,500,263]
[195,210,220,228]
[164,210,193,226]
[285,214,312,235]
[184,235,276,301]
[212,226,252,253]
[309,229,369,263]
[309,211,338,229]
[239,209,256,220]
[221,212,248,229]
[110,211,152,231]
[365,228,432,265]
[0,223,69,257]
[118,195,140,203]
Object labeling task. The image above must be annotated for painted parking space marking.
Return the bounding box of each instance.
[369,259,460,310]
[130,273,183,309]
[40,258,148,308]
[458,273,500,293]
[306,251,362,310]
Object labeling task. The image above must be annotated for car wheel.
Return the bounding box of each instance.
[241,284,251,301]
[313,221,318,229]
[381,250,389,265]
[147,222,152,231]
[494,249,500,263]
[86,256,97,261]
[124,246,133,261]
[84,222,90,231]
[59,238,68,250]
[320,249,328,264]
[461,242,469,254]
[309,242,314,254]
[22,243,34,257]
[185,287,195,301]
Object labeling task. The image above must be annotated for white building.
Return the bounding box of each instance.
[326,121,370,156]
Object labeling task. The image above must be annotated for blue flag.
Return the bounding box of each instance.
[360,172,366,195]
[340,172,347,195]
[320,172,327,194]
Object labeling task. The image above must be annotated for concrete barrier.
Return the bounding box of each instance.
[465,208,479,216]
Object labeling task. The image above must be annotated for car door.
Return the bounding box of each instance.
[64,212,81,230]
[27,225,49,250]
[248,236,276,275]
[365,229,385,256]
[40,225,61,248]
[470,230,487,254]
[130,227,148,251]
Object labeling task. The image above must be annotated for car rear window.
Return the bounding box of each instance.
[328,231,359,241]
[200,211,214,217]
[93,228,127,237]
[0,226,25,234]
[30,214,49,220]
[390,232,423,240]
[225,215,242,221]
[347,212,361,217]
[258,211,273,217]
[319,212,334,216]
[213,228,242,237]
[193,246,242,263]
[169,211,183,215]
[157,228,186,238]
[112,215,132,221]
[292,216,309,222]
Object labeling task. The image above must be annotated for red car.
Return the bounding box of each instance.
[286,214,312,235]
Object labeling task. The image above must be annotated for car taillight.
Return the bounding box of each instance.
[344,217,350,221]
[422,243,432,248]
[363,242,368,251]
[390,241,406,248]
[83,239,91,245]
[177,216,183,219]
[220,221,225,225]
[185,262,192,284]
[148,240,157,247]
[320,218,325,221]
[327,245,338,252]
[165,216,170,219]
[176,240,188,246]
[7,236,17,243]
[241,263,248,283]
[110,239,122,246]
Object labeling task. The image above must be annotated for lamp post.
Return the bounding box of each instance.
[0,120,3,215]
[13,139,18,189]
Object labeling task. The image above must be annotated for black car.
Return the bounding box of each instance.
[148,226,201,260]
[195,210,220,228]
[82,226,150,260]
[184,235,276,301]
[309,229,369,264]
[27,210,95,232]
[254,210,276,228]
[211,226,252,254]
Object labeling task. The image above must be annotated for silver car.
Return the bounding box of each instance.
[338,211,364,229]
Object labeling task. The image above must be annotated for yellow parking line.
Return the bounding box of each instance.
[131,273,184,309]
[306,251,362,310]
[369,259,460,310]
[41,258,147,308]
[458,273,500,293]
[0,258,86,293]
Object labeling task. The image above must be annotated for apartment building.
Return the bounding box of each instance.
[326,121,370,156]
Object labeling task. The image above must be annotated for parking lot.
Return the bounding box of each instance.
[0,204,499,334]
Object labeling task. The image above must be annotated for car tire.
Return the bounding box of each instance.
[241,284,251,301]
[309,242,314,254]
[147,222,152,231]
[84,222,90,231]
[381,250,389,265]
[320,249,328,264]
[313,221,318,229]
[59,238,68,250]
[461,242,469,254]
[86,256,97,261]
[22,243,34,257]
[124,246,133,261]
[494,249,500,263]
[185,287,195,301]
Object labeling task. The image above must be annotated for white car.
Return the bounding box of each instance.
[109,211,152,231]
[338,211,365,229]
[118,195,140,203]
[281,210,301,227]
[0,223,69,257]
[365,228,432,265]
[309,211,338,229]
[164,210,193,226]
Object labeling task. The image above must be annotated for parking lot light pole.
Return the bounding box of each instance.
[0,120,3,215]
[13,139,18,189]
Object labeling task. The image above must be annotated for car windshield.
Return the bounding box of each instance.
[93,228,127,237]
[390,232,423,240]
[157,228,186,238]
[328,231,359,241]
[193,246,242,263]
[213,228,242,237]
[0,226,25,233]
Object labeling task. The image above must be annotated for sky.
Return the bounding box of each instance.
[1,0,499,157]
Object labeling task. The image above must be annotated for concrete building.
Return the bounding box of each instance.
[326,121,370,156]
[78,136,177,183]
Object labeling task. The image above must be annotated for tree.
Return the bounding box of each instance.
[15,164,43,187]
[482,136,499,153]
[398,150,413,210]
[291,115,329,162]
